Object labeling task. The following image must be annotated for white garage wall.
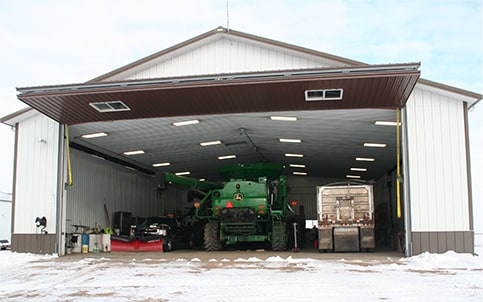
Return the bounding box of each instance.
[405,86,470,232]
[14,114,59,234]
[65,149,185,232]
[118,34,347,81]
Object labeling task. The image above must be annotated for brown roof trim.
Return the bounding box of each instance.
[88,26,365,83]
[17,63,420,125]
[0,107,33,126]
[417,78,482,100]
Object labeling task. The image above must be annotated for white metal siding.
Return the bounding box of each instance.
[123,34,347,80]
[14,114,59,234]
[405,87,470,232]
[65,149,185,232]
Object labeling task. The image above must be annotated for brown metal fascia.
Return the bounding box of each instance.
[0,107,32,125]
[18,64,421,99]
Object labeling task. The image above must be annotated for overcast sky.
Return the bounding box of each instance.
[0,0,481,229]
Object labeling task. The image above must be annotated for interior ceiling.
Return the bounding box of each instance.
[16,64,420,182]
[68,108,398,182]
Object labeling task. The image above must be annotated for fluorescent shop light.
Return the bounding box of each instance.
[285,153,304,158]
[200,140,222,146]
[374,121,401,126]
[152,162,171,167]
[364,143,387,148]
[218,155,237,160]
[270,116,297,121]
[279,138,302,143]
[123,150,145,156]
[172,119,200,126]
[356,157,375,161]
[81,132,108,139]
[175,171,191,176]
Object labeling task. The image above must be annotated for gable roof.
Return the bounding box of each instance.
[89,26,365,83]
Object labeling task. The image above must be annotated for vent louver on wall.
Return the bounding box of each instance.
[89,101,131,112]
[305,89,343,101]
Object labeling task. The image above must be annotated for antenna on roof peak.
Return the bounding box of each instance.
[226,0,230,32]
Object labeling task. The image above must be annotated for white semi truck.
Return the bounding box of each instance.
[316,183,375,252]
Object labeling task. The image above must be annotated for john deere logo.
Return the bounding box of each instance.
[234,193,243,201]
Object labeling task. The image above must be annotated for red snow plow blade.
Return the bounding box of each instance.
[111,236,164,252]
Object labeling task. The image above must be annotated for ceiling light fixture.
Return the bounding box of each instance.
[270,116,297,122]
[200,140,222,146]
[351,167,367,172]
[152,162,171,167]
[279,138,302,143]
[175,171,191,176]
[123,150,145,156]
[356,157,375,162]
[293,172,307,176]
[285,153,304,158]
[364,143,387,148]
[172,119,200,127]
[374,121,401,126]
[218,155,237,160]
[289,164,306,168]
[81,132,108,139]
[346,175,361,179]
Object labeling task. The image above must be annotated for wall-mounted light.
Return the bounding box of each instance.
[38,138,47,144]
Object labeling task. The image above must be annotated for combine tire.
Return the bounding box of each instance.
[271,221,286,251]
[204,222,222,251]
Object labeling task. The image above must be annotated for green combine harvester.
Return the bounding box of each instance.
[159,163,304,251]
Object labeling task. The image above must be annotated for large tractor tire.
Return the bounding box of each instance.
[204,221,222,251]
[271,221,287,251]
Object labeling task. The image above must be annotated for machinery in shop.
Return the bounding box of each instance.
[159,163,304,251]
[316,182,375,252]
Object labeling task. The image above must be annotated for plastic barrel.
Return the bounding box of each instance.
[81,234,89,253]
[102,234,111,252]
[72,234,82,253]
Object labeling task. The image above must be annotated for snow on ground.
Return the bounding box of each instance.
[0,236,482,302]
